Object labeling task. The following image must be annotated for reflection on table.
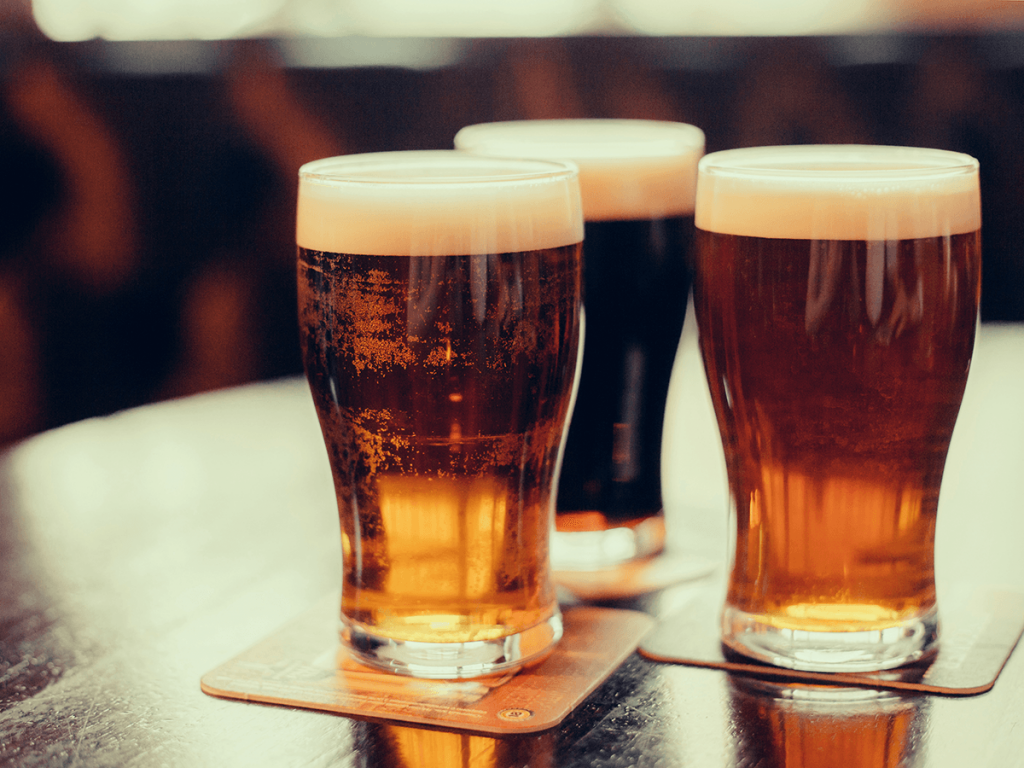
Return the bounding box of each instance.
[0,323,1021,766]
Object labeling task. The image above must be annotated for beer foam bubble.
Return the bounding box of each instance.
[695,145,980,241]
[297,151,583,256]
[454,120,705,221]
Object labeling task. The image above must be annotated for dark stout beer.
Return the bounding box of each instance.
[556,215,692,521]
[693,144,981,670]
[455,120,704,568]
[297,152,583,677]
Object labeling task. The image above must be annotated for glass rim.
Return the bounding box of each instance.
[299,150,579,187]
[698,144,979,181]
[454,119,706,160]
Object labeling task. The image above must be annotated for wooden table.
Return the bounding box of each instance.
[1,322,1022,767]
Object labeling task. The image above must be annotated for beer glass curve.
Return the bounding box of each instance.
[455,119,705,571]
[297,151,584,678]
[693,145,981,672]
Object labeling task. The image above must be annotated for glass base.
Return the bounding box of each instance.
[341,611,563,680]
[721,604,939,673]
[552,513,665,571]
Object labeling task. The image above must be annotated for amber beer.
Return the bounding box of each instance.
[693,145,981,671]
[455,119,704,570]
[296,152,583,678]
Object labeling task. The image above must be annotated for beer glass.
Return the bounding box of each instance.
[454,119,705,570]
[693,145,981,671]
[297,151,584,678]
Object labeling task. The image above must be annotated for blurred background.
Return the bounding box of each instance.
[1,0,1022,447]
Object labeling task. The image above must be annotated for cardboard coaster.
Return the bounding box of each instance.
[555,551,718,602]
[201,596,654,734]
[638,586,1024,696]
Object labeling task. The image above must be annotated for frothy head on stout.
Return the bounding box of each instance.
[454,120,705,222]
[297,151,583,256]
[695,145,980,242]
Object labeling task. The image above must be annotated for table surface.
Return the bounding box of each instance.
[1,321,1022,768]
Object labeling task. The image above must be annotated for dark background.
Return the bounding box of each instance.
[1,32,1020,446]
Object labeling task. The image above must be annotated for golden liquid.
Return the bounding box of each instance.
[695,231,980,630]
[343,455,552,642]
[299,245,581,643]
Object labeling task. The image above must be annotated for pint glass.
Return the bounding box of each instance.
[297,151,584,678]
[693,145,981,671]
[455,119,705,570]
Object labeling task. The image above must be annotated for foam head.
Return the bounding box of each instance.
[297,151,583,256]
[695,145,981,241]
[454,120,705,222]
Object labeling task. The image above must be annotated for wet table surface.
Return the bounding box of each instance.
[1,322,1022,768]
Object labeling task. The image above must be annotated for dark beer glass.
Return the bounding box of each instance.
[693,145,981,671]
[455,120,705,570]
[297,151,583,678]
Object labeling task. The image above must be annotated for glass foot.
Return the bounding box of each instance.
[552,513,665,571]
[341,612,563,679]
[721,604,939,673]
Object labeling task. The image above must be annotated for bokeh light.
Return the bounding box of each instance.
[32,0,1024,43]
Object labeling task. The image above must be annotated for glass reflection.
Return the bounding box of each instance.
[728,677,928,768]
[352,722,553,768]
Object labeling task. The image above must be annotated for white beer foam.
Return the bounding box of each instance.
[454,120,705,222]
[297,151,583,256]
[696,145,981,241]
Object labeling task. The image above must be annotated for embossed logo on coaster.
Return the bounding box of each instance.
[497,708,534,722]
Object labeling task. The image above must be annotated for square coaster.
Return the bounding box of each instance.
[638,586,1024,696]
[201,596,654,734]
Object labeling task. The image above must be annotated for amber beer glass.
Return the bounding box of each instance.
[455,119,704,570]
[296,151,583,678]
[693,145,981,671]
